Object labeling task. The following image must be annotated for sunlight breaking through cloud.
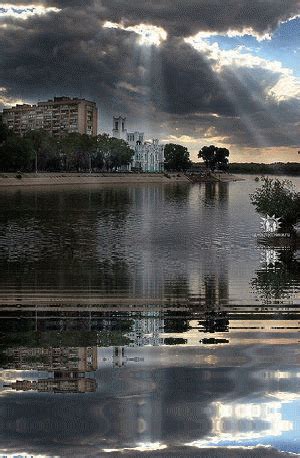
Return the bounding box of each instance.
[0,3,61,20]
[185,32,300,101]
[0,87,24,107]
[103,21,167,46]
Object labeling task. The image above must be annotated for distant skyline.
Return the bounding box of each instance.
[1,1,300,162]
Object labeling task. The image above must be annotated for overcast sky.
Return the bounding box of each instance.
[1,1,300,162]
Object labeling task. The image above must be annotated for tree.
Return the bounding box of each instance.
[250,177,300,231]
[164,143,191,171]
[0,135,35,172]
[96,135,134,171]
[0,128,134,173]
[60,133,97,171]
[109,137,134,170]
[0,122,11,144]
[24,129,60,171]
[198,145,230,171]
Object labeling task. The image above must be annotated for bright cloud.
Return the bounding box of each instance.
[103,21,167,46]
[191,28,272,41]
[0,87,24,107]
[185,32,300,101]
[0,4,61,20]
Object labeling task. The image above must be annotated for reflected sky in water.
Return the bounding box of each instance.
[0,176,299,456]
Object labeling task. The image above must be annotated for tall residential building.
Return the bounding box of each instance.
[4,377,97,393]
[3,346,98,372]
[2,96,98,137]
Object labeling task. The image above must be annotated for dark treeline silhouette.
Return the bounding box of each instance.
[0,123,134,172]
[230,162,300,175]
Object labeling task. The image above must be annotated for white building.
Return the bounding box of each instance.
[112,115,144,144]
[112,116,165,172]
[112,115,127,140]
[133,139,165,172]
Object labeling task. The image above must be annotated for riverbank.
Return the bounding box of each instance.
[0,172,190,187]
[0,172,241,187]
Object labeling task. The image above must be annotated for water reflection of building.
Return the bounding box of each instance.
[99,346,145,368]
[5,377,96,393]
[3,346,98,393]
[3,346,97,372]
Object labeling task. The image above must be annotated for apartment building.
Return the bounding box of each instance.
[2,96,98,137]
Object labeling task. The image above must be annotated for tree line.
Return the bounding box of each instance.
[164,143,230,171]
[0,124,134,172]
[0,122,230,173]
[229,162,300,175]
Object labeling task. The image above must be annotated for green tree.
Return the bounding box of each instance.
[164,143,191,171]
[250,177,300,231]
[60,133,97,171]
[109,137,134,170]
[0,122,11,144]
[0,135,35,172]
[24,129,60,171]
[95,135,134,171]
[198,145,230,171]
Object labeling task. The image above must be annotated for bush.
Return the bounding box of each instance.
[250,177,300,231]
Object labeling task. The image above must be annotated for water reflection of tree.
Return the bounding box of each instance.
[251,248,300,305]
[164,276,190,301]
[0,186,133,292]
[204,182,229,206]
[204,273,229,308]
[164,184,190,203]
[199,311,229,334]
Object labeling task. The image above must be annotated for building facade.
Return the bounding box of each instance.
[133,139,165,172]
[2,96,98,137]
[112,115,144,145]
[112,116,164,172]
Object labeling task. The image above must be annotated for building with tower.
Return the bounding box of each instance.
[112,116,164,172]
[112,115,128,140]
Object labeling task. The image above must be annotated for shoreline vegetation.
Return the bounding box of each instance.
[229,162,300,175]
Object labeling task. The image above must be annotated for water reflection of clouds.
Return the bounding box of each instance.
[1,345,300,454]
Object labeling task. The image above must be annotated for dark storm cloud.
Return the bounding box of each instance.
[52,0,300,38]
[1,1,300,154]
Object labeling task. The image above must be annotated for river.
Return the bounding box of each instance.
[0,175,299,456]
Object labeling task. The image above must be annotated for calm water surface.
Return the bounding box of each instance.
[0,175,299,456]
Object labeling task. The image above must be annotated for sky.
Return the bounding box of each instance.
[1,1,300,162]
